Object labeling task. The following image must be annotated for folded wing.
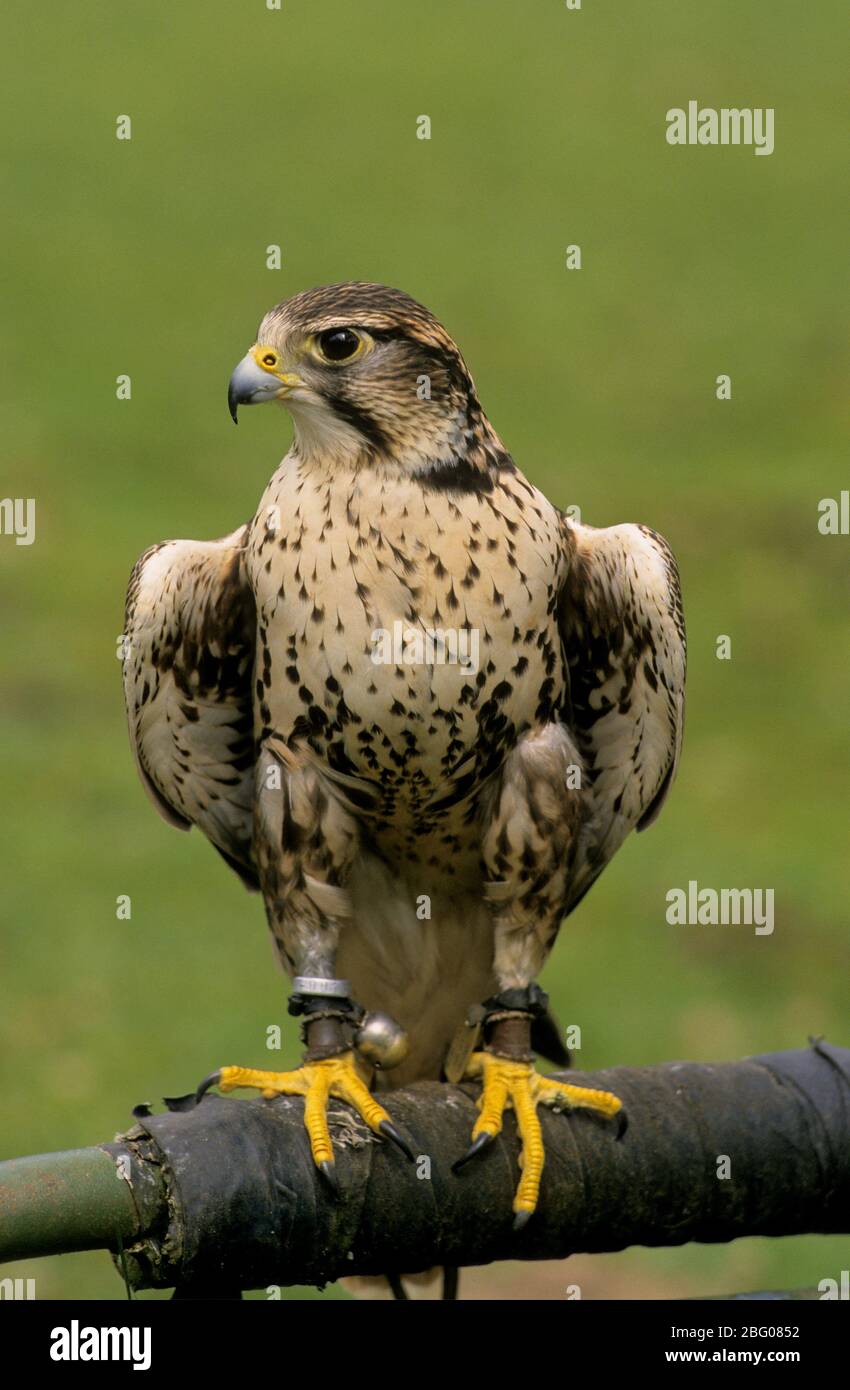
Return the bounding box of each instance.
[559,520,686,915]
[123,526,258,888]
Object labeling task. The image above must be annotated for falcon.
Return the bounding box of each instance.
[123,282,686,1228]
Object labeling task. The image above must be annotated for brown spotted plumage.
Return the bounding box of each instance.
[124,284,686,1227]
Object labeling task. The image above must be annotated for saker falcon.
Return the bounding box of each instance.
[123,282,686,1227]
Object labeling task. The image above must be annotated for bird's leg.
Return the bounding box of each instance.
[458,728,625,1223]
[196,753,413,1186]
[198,976,414,1191]
[456,986,624,1227]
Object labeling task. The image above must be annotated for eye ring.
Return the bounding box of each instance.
[261,352,277,367]
[315,327,363,364]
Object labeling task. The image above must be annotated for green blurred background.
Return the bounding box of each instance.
[1,0,847,1300]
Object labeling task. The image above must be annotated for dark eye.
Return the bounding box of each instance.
[317,328,361,362]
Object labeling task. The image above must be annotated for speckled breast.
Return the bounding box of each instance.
[247,458,569,851]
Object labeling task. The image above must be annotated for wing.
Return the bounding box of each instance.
[123,525,259,889]
[559,519,686,915]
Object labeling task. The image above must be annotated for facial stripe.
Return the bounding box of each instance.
[322,391,391,454]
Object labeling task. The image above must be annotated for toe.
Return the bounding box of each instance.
[536,1075,623,1123]
[511,1074,545,1220]
[330,1061,417,1159]
[473,1063,509,1140]
[303,1068,334,1167]
[333,1063,392,1132]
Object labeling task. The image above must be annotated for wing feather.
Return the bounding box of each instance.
[123,526,258,889]
[559,519,686,914]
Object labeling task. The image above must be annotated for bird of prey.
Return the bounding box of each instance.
[123,282,686,1228]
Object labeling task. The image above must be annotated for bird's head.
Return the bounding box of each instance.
[227,282,511,481]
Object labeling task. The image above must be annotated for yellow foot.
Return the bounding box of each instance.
[454,1052,625,1229]
[197,1052,414,1192]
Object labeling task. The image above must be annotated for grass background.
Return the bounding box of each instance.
[1,0,847,1300]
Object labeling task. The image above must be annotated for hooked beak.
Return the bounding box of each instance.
[227,350,299,424]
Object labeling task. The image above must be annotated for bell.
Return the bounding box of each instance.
[354,1012,409,1070]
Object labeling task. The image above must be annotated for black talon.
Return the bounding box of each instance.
[452,1131,495,1173]
[194,1071,222,1104]
[512,1209,533,1232]
[379,1120,415,1162]
[615,1107,629,1140]
[319,1160,339,1197]
[162,1093,199,1113]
